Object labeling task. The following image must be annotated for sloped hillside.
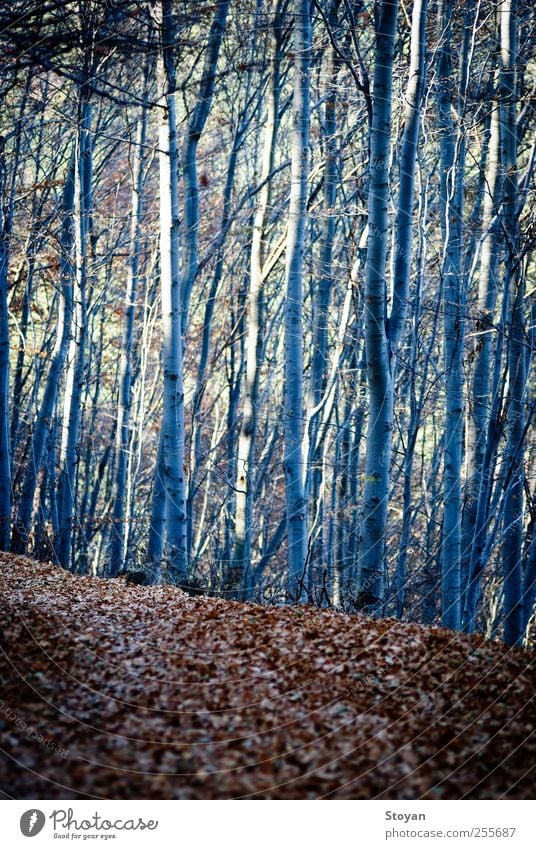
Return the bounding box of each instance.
[0,554,534,799]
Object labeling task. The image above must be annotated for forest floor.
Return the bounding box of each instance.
[0,553,534,799]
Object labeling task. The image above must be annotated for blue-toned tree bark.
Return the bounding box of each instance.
[500,0,526,646]
[180,0,231,337]
[0,79,29,550]
[56,93,92,570]
[188,4,261,573]
[356,0,399,613]
[388,0,427,352]
[233,0,283,597]
[108,94,148,576]
[12,158,75,554]
[304,0,341,597]
[463,72,502,632]
[147,437,166,584]
[436,0,465,630]
[0,137,11,550]
[284,0,312,601]
[389,0,427,615]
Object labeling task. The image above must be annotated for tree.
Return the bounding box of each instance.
[356,0,399,614]
[56,89,92,569]
[108,79,149,576]
[0,0,533,644]
[284,0,312,601]
[152,0,188,584]
[12,157,75,555]
[500,0,526,646]
[233,0,285,597]
[390,0,428,616]
[0,137,12,550]
[435,0,466,630]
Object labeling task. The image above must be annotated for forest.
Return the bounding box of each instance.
[1,0,534,643]
[0,0,535,805]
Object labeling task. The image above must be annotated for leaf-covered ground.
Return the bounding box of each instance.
[0,554,534,799]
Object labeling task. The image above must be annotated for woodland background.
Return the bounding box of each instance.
[0,0,534,646]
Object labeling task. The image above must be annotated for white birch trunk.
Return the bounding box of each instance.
[154,0,188,582]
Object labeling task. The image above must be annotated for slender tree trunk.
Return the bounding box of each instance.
[463,294,507,630]
[387,0,427,615]
[284,0,312,601]
[12,158,75,554]
[522,531,536,637]
[56,94,92,569]
[78,299,106,575]
[305,0,341,590]
[153,0,188,583]
[356,0,398,613]
[395,160,435,616]
[147,436,166,583]
[462,74,502,630]
[223,278,246,586]
[180,0,231,336]
[389,0,427,350]
[108,97,148,576]
[188,91,250,564]
[500,0,525,646]
[0,138,11,549]
[436,0,464,629]
[10,79,49,462]
[233,0,283,596]
[0,76,33,549]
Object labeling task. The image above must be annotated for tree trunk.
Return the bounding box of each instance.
[180,0,231,336]
[108,95,148,576]
[500,0,525,646]
[305,0,341,592]
[284,0,312,601]
[154,0,188,583]
[436,0,465,629]
[389,0,427,351]
[56,94,92,570]
[147,436,166,583]
[462,71,502,631]
[0,138,11,550]
[233,0,283,596]
[357,0,399,613]
[12,158,75,554]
